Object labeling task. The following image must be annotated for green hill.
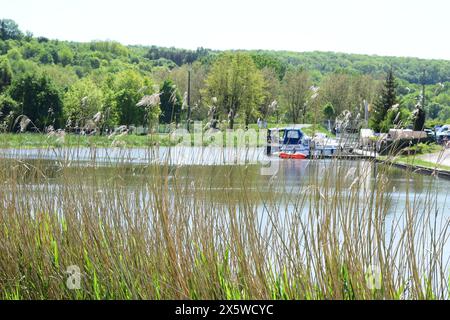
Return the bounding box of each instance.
[2,18,450,131]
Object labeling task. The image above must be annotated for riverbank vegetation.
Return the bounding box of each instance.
[0,122,332,149]
[396,156,450,171]
[0,149,449,299]
[0,132,173,148]
[377,142,450,171]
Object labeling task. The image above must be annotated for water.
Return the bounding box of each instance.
[2,146,450,295]
[1,146,449,215]
[0,146,268,165]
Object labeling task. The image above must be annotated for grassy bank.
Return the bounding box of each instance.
[0,133,176,148]
[0,123,333,149]
[380,143,450,172]
[247,123,334,137]
[395,156,450,171]
[0,148,449,300]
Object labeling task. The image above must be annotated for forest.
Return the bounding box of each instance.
[1,18,450,134]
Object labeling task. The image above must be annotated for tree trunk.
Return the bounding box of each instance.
[302,106,307,123]
[229,108,235,129]
[291,105,297,124]
[229,117,234,129]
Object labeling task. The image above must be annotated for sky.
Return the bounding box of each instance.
[1,0,450,60]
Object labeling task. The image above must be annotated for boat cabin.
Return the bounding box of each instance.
[283,128,305,145]
[267,127,310,155]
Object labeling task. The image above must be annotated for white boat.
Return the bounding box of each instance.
[267,127,338,158]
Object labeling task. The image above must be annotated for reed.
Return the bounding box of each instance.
[0,145,449,300]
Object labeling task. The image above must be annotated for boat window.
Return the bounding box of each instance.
[286,131,300,139]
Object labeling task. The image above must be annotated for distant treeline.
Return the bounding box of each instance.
[141,46,450,85]
[1,18,450,134]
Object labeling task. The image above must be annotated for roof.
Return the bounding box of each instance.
[269,127,305,131]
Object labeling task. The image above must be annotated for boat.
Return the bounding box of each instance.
[268,127,311,158]
[267,126,339,159]
[279,152,308,160]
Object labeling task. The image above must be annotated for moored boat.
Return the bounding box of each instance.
[268,126,339,159]
[279,152,308,160]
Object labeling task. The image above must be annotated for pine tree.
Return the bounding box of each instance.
[369,69,397,133]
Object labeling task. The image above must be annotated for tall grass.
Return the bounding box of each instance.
[0,145,449,300]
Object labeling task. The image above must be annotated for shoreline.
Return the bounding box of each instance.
[377,156,450,180]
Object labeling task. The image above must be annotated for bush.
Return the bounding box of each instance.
[399,142,440,156]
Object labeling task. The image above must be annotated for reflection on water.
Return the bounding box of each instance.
[4,150,448,219]
[2,147,450,297]
[0,147,268,165]
[2,145,448,206]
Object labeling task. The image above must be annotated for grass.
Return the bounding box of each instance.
[400,142,443,156]
[0,123,334,149]
[379,143,450,172]
[0,144,449,300]
[0,131,268,149]
[0,133,176,148]
[395,157,450,171]
[247,123,335,138]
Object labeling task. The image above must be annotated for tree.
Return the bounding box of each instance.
[169,62,208,120]
[145,46,210,66]
[0,19,23,41]
[64,78,104,129]
[0,56,13,92]
[159,80,182,124]
[412,102,426,131]
[22,41,42,60]
[369,70,398,133]
[38,50,54,64]
[281,67,310,123]
[9,73,63,130]
[250,53,287,79]
[320,72,379,118]
[59,46,74,66]
[136,93,162,132]
[110,70,153,126]
[259,67,280,121]
[426,102,441,120]
[320,73,352,117]
[0,93,17,129]
[323,103,335,121]
[439,106,450,122]
[40,64,78,89]
[380,104,410,132]
[204,53,264,129]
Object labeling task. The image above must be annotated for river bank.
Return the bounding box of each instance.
[378,148,450,179]
[0,133,176,148]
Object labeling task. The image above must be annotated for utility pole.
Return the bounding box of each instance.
[422,69,426,108]
[364,99,369,128]
[187,65,192,132]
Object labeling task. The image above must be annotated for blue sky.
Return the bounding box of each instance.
[2,0,449,60]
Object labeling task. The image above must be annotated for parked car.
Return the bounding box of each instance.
[424,128,436,141]
[436,125,450,144]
